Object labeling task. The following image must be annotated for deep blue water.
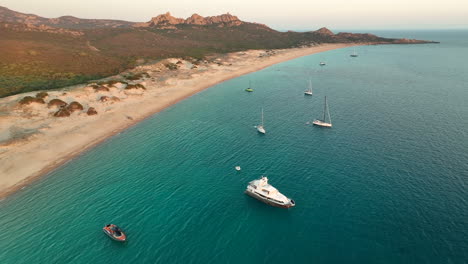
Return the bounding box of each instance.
[1,30,467,263]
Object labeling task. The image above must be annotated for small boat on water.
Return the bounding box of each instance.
[245,81,254,92]
[304,79,313,96]
[320,62,326,66]
[103,224,127,242]
[256,107,266,134]
[313,96,332,127]
[235,166,241,171]
[245,176,295,208]
[350,47,358,57]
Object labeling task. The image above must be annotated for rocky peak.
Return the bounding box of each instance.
[185,13,206,25]
[148,12,184,26]
[315,27,334,35]
[204,13,241,24]
[135,12,243,28]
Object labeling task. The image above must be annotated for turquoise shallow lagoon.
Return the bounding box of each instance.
[1,30,467,263]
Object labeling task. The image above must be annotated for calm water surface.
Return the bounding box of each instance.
[1,30,467,263]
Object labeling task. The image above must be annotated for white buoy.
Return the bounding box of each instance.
[235,166,241,171]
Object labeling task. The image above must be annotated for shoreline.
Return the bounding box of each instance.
[0,43,359,200]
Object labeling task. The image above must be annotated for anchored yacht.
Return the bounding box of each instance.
[245,176,295,208]
[313,96,332,127]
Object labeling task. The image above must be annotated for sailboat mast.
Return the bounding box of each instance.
[322,96,327,121]
[326,97,331,124]
[261,108,264,126]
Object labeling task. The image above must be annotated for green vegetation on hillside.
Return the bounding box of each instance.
[0,23,391,98]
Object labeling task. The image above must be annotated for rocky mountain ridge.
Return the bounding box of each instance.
[135,12,249,28]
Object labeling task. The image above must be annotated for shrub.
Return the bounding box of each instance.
[164,63,178,70]
[87,107,98,115]
[35,92,48,99]
[47,98,67,108]
[125,83,146,90]
[18,96,45,105]
[67,101,84,112]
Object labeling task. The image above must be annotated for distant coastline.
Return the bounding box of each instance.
[0,5,436,97]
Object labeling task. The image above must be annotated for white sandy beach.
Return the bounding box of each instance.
[0,43,356,198]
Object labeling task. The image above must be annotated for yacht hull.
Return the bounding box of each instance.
[312,120,332,127]
[245,190,295,208]
[257,126,266,134]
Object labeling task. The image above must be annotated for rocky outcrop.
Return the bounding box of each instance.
[205,13,242,26]
[86,107,97,115]
[47,98,67,108]
[135,12,243,28]
[66,101,83,112]
[315,27,334,36]
[135,12,184,28]
[185,14,206,25]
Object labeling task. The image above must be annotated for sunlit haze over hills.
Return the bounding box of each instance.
[2,0,467,30]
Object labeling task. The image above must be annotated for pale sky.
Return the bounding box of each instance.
[1,0,467,30]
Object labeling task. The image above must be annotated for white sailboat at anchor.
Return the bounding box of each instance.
[313,96,332,127]
[304,79,313,96]
[256,107,266,134]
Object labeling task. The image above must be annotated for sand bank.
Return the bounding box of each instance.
[0,43,356,199]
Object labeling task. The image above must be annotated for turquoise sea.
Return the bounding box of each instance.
[1,30,467,263]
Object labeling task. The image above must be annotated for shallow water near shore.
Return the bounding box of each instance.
[1,30,467,263]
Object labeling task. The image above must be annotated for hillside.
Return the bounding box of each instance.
[0,6,436,97]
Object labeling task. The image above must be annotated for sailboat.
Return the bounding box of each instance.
[304,79,313,96]
[245,81,254,92]
[319,62,326,66]
[350,47,358,57]
[313,96,332,127]
[256,108,266,134]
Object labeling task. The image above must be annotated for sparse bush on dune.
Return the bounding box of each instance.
[99,95,120,102]
[66,101,84,112]
[87,107,98,115]
[47,98,67,108]
[53,108,70,117]
[93,85,109,92]
[125,83,146,90]
[18,96,45,105]
[164,63,178,70]
[35,92,48,99]
[125,72,149,81]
